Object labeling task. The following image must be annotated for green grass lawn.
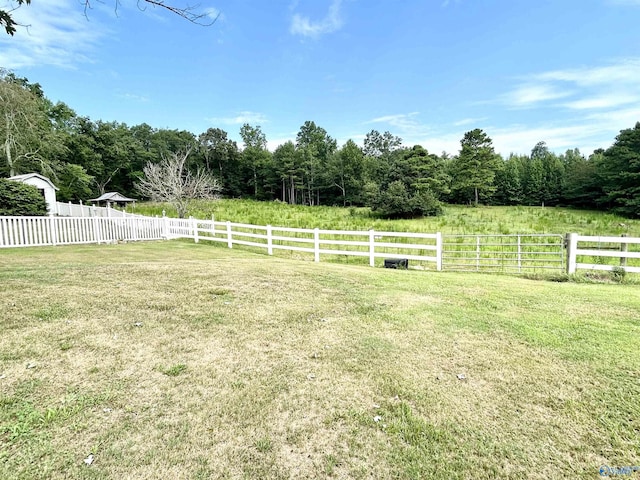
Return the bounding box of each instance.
[130,199,640,236]
[1,241,639,479]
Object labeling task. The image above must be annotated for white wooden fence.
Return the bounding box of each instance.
[0,216,163,248]
[566,233,640,274]
[2,214,639,276]
[165,218,443,270]
[55,201,142,218]
[0,215,442,269]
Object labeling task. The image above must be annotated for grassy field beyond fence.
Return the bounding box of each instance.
[131,199,640,237]
[132,199,640,274]
[1,242,639,479]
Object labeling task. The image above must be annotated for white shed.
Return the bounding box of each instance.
[9,173,59,215]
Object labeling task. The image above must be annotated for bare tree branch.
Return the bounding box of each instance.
[138,0,220,26]
[2,0,219,36]
[81,0,220,26]
[136,149,221,218]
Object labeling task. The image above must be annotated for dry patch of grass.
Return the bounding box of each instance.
[1,242,639,479]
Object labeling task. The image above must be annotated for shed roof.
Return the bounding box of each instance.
[9,173,59,190]
[89,192,136,203]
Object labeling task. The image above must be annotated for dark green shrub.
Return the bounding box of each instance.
[0,179,48,216]
[410,189,443,217]
[610,266,627,283]
[372,181,412,218]
[371,181,443,219]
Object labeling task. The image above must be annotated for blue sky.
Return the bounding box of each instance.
[2,0,640,157]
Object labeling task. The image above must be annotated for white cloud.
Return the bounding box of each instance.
[204,7,223,21]
[454,117,488,126]
[501,84,572,108]
[499,59,640,112]
[563,93,640,110]
[266,136,294,152]
[365,112,433,137]
[364,112,463,153]
[485,57,640,155]
[116,92,150,103]
[0,0,108,69]
[489,123,605,156]
[290,0,344,37]
[585,105,640,125]
[206,111,268,125]
[535,58,640,87]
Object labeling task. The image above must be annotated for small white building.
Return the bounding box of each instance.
[9,173,59,215]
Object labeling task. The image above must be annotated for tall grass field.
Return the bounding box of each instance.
[131,199,640,236]
[1,242,639,479]
[129,200,640,275]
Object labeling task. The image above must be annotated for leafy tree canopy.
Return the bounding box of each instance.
[597,122,640,217]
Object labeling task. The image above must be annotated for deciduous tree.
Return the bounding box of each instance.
[198,128,242,196]
[273,141,300,204]
[240,124,270,198]
[0,70,50,177]
[328,139,364,206]
[295,121,336,206]
[136,148,221,218]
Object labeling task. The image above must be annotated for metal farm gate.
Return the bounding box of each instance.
[442,234,565,273]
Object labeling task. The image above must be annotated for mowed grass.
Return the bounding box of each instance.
[1,241,639,479]
[131,199,640,236]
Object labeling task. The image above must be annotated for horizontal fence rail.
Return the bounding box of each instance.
[567,234,640,274]
[0,216,164,248]
[442,234,565,273]
[165,219,443,270]
[2,207,639,277]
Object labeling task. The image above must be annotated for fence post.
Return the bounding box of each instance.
[226,221,233,248]
[620,234,628,267]
[107,202,112,218]
[566,233,578,274]
[314,228,320,262]
[369,229,375,267]
[50,215,58,246]
[162,212,169,239]
[79,200,84,217]
[436,232,442,271]
[190,216,199,243]
[93,215,100,244]
[517,235,522,273]
[267,225,273,255]
[476,236,480,271]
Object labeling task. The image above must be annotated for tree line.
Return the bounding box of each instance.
[1,70,639,218]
